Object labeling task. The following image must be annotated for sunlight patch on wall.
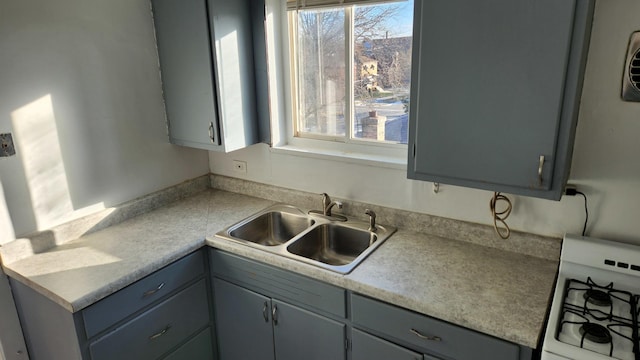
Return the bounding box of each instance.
[10,95,113,235]
[11,95,74,231]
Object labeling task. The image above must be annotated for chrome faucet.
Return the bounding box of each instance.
[365,209,377,232]
[321,193,343,216]
[309,193,347,221]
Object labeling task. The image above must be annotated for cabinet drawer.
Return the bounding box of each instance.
[210,249,346,318]
[352,328,422,360]
[83,250,204,338]
[162,327,213,360]
[89,279,209,360]
[351,294,519,360]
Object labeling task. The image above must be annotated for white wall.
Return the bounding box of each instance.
[1,1,209,356]
[0,0,209,237]
[210,0,640,244]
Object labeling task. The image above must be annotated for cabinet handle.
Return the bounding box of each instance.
[263,301,269,322]
[149,324,171,340]
[142,282,165,298]
[537,155,545,186]
[208,122,215,144]
[410,328,441,342]
[272,304,278,326]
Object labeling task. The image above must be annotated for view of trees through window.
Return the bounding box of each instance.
[294,1,413,144]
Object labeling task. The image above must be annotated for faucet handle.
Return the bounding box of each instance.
[365,209,377,232]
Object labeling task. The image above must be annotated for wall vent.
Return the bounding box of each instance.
[622,31,640,102]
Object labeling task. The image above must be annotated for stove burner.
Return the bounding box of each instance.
[584,289,613,307]
[579,323,613,344]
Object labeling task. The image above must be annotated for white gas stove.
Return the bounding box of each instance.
[542,234,640,360]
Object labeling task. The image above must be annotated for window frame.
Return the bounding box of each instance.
[284,2,410,158]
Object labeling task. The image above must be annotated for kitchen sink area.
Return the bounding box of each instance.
[216,203,396,274]
[0,180,563,359]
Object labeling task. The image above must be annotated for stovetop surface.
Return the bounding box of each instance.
[556,278,638,360]
[542,235,640,360]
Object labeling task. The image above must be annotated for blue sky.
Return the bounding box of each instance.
[381,0,414,38]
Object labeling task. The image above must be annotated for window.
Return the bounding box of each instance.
[287,0,413,146]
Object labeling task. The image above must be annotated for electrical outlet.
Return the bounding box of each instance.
[232,160,247,173]
[0,133,16,157]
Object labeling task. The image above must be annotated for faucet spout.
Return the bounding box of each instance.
[321,193,343,216]
[325,201,343,216]
[309,193,347,221]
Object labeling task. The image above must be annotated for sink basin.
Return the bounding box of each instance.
[286,224,376,266]
[216,203,396,274]
[226,206,314,246]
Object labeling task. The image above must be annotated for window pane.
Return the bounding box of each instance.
[296,9,346,137]
[353,1,413,144]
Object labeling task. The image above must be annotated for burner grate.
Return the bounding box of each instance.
[556,277,638,359]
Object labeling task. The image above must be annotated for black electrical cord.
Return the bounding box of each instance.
[575,191,588,236]
[490,192,512,239]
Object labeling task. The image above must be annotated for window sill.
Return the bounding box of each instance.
[271,144,407,170]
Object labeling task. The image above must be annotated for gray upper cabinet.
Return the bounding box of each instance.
[152,0,268,152]
[407,0,595,200]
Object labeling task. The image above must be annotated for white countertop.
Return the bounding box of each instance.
[1,188,559,349]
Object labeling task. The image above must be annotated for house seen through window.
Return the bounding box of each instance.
[288,0,414,145]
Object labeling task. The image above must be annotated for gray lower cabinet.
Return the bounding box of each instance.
[272,300,345,360]
[163,328,214,360]
[89,280,209,360]
[210,249,347,360]
[213,278,345,360]
[210,249,532,360]
[351,328,424,360]
[213,278,274,360]
[407,0,595,200]
[10,250,213,360]
[151,0,268,152]
[351,294,531,360]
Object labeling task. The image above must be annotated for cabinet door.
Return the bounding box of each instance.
[408,0,594,200]
[352,329,422,360]
[208,0,260,151]
[213,278,275,360]
[162,328,214,360]
[152,0,221,150]
[423,355,444,360]
[152,0,263,152]
[272,299,346,360]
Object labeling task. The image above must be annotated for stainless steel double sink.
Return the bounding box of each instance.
[216,204,396,274]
